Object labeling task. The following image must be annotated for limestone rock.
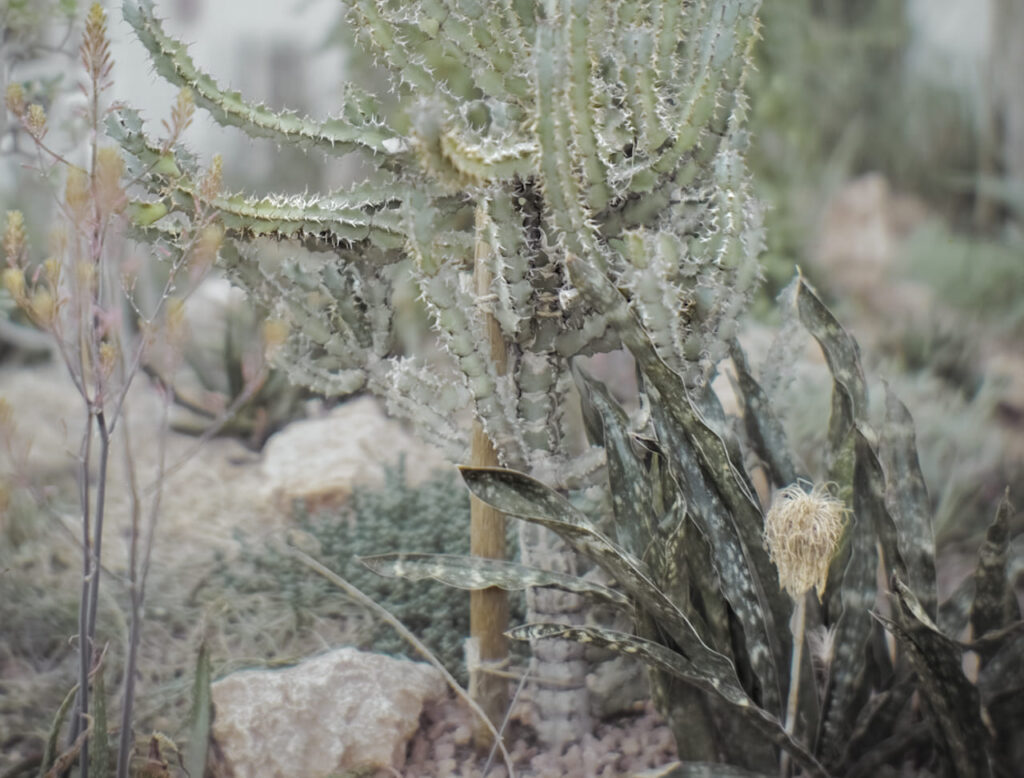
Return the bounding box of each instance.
[211,647,447,778]
[260,395,447,511]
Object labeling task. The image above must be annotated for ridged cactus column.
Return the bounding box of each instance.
[120,0,765,748]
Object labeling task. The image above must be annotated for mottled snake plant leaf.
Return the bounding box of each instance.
[458,465,739,681]
[566,254,786,715]
[880,386,938,618]
[636,764,774,778]
[815,432,878,768]
[971,490,1020,645]
[572,363,658,559]
[507,623,829,778]
[728,337,802,488]
[876,578,993,778]
[791,273,868,463]
[358,552,631,609]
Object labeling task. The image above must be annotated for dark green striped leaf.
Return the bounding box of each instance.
[971,491,1020,644]
[876,579,992,778]
[508,623,829,778]
[729,338,802,488]
[792,273,867,461]
[572,363,657,558]
[359,552,631,608]
[566,255,787,715]
[880,387,937,618]
[458,465,739,683]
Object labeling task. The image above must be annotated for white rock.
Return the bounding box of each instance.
[260,395,447,511]
[211,647,447,778]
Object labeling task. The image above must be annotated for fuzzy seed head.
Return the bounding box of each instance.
[2,268,26,301]
[5,83,26,117]
[29,288,56,327]
[99,340,119,377]
[95,146,126,215]
[764,483,847,600]
[190,222,224,279]
[26,104,47,139]
[3,211,27,264]
[65,167,90,223]
[43,257,61,289]
[199,154,223,203]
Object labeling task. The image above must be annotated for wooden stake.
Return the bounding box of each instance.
[469,205,510,751]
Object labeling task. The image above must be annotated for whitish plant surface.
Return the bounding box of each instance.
[373,274,1024,776]
[116,0,766,747]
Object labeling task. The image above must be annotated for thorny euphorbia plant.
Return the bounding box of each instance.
[2,5,234,776]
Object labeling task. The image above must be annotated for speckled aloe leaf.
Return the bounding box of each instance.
[971,491,1021,646]
[875,578,992,778]
[358,552,631,608]
[792,273,868,460]
[880,387,937,618]
[458,465,739,683]
[123,0,404,157]
[572,363,657,558]
[854,429,907,586]
[508,623,829,778]
[565,256,786,715]
[815,431,878,769]
[728,338,802,488]
[635,764,774,778]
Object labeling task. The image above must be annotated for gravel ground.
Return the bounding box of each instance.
[398,695,678,778]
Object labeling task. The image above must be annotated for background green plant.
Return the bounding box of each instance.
[195,462,525,683]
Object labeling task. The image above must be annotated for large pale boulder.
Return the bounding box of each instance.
[211,647,447,777]
[260,395,447,511]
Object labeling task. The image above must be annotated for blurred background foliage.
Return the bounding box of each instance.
[1,0,1022,768]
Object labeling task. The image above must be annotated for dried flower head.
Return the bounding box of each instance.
[26,103,47,140]
[198,153,223,204]
[43,257,61,289]
[5,83,26,117]
[2,268,26,302]
[163,87,195,143]
[764,483,847,601]
[190,222,224,279]
[81,3,113,89]
[95,146,126,215]
[29,288,57,327]
[3,211,27,265]
[99,340,120,378]
[65,166,90,223]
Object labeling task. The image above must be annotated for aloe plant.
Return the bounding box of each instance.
[369,273,1023,776]
[116,0,765,746]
